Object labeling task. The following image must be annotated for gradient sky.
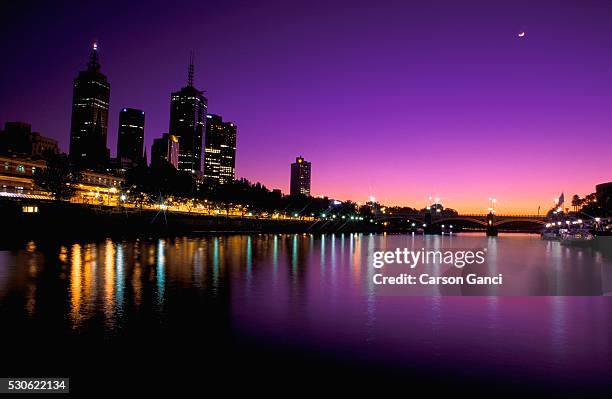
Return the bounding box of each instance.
[1,0,611,213]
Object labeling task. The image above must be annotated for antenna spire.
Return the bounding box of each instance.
[87,40,100,71]
[187,51,194,87]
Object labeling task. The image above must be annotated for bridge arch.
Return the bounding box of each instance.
[430,217,487,227]
[374,214,547,229]
[493,218,547,227]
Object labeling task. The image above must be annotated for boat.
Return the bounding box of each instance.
[560,230,595,247]
[541,230,561,241]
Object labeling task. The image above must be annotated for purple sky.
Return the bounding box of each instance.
[1,0,611,213]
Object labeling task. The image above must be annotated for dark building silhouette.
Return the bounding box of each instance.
[69,43,111,169]
[151,133,179,169]
[290,156,311,196]
[117,108,145,168]
[0,121,59,159]
[596,182,612,209]
[169,53,207,174]
[204,114,236,185]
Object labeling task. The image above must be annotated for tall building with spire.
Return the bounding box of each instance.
[69,42,111,169]
[169,52,207,173]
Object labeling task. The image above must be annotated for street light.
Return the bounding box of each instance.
[488,197,497,213]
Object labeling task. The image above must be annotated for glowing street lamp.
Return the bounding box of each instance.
[488,197,497,213]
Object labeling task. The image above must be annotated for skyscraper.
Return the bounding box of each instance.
[69,42,111,169]
[169,53,207,173]
[117,108,145,168]
[151,133,179,169]
[204,114,237,186]
[290,156,311,196]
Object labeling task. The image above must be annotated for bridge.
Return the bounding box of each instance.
[376,211,547,235]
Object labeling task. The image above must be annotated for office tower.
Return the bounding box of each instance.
[151,133,179,169]
[290,156,311,196]
[168,53,207,173]
[203,114,237,185]
[117,108,145,168]
[69,42,111,169]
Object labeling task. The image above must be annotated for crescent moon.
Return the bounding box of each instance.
[518,32,525,37]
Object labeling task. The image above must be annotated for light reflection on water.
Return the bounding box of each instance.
[1,233,612,384]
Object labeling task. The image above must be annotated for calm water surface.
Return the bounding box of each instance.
[1,233,611,394]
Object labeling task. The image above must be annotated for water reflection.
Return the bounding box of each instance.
[156,239,165,306]
[70,243,82,326]
[1,234,612,385]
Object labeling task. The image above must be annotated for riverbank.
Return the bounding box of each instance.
[0,197,551,243]
[0,198,383,242]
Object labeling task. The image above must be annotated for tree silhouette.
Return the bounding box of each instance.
[33,153,82,200]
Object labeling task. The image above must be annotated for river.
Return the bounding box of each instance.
[1,233,611,395]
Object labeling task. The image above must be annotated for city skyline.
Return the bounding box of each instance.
[2,1,612,212]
